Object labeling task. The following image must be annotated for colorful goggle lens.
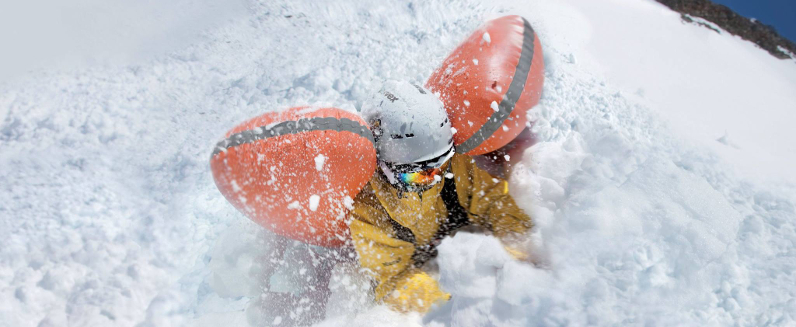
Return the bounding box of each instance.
[397,167,443,185]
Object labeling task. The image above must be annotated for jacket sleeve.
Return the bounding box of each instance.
[348,187,450,312]
[451,154,533,238]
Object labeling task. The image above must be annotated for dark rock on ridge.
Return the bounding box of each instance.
[656,0,796,59]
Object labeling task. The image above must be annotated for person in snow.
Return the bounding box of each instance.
[350,80,533,313]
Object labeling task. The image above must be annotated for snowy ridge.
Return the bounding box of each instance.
[1,0,795,326]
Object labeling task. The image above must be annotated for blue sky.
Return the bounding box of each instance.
[710,0,796,43]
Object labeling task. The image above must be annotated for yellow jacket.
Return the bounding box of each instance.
[348,153,532,312]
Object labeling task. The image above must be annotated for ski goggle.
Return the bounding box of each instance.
[381,145,455,187]
[397,165,445,185]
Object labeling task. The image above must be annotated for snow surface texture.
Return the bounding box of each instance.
[1,0,795,326]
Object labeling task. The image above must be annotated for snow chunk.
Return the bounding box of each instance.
[490,101,500,112]
[315,154,326,171]
[287,201,301,210]
[472,58,479,65]
[309,195,320,211]
[482,32,491,44]
[463,100,470,107]
[343,195,355,210]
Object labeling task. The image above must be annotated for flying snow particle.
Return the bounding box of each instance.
[491,101,500,112]
[504,155,510,161]
[472,59,479,65]
[445,173,454,179]
[287,201,301,210]
[482,32,491,44]
[343,196,355,210]
[315,154,326,171]
[230,180,242,192]
[502,125,509,131]
[463,100,470,107]
[309,195,320,211]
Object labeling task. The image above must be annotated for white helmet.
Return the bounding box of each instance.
[362,81,453,164]
[361,80,454,165]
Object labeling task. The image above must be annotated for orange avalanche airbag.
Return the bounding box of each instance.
[427,15,544,155]
[210,107,377,247]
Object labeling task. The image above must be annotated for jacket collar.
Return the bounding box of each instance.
[370,171,444,228]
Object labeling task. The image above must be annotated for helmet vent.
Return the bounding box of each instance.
[391,133,415,139]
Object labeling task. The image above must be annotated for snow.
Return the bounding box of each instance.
[0,0,246,83]
[314,154,327,172]
[309,195,321,212]
[2,0,796,326]
[565,0,796,184]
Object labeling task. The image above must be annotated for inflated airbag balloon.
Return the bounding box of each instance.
[210,107,377,247]
[427,15,544,156]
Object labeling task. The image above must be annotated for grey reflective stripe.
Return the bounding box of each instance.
[211,116,375,157]
[457,18,536,154]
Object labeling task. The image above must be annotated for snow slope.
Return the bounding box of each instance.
[1,0,795,326]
